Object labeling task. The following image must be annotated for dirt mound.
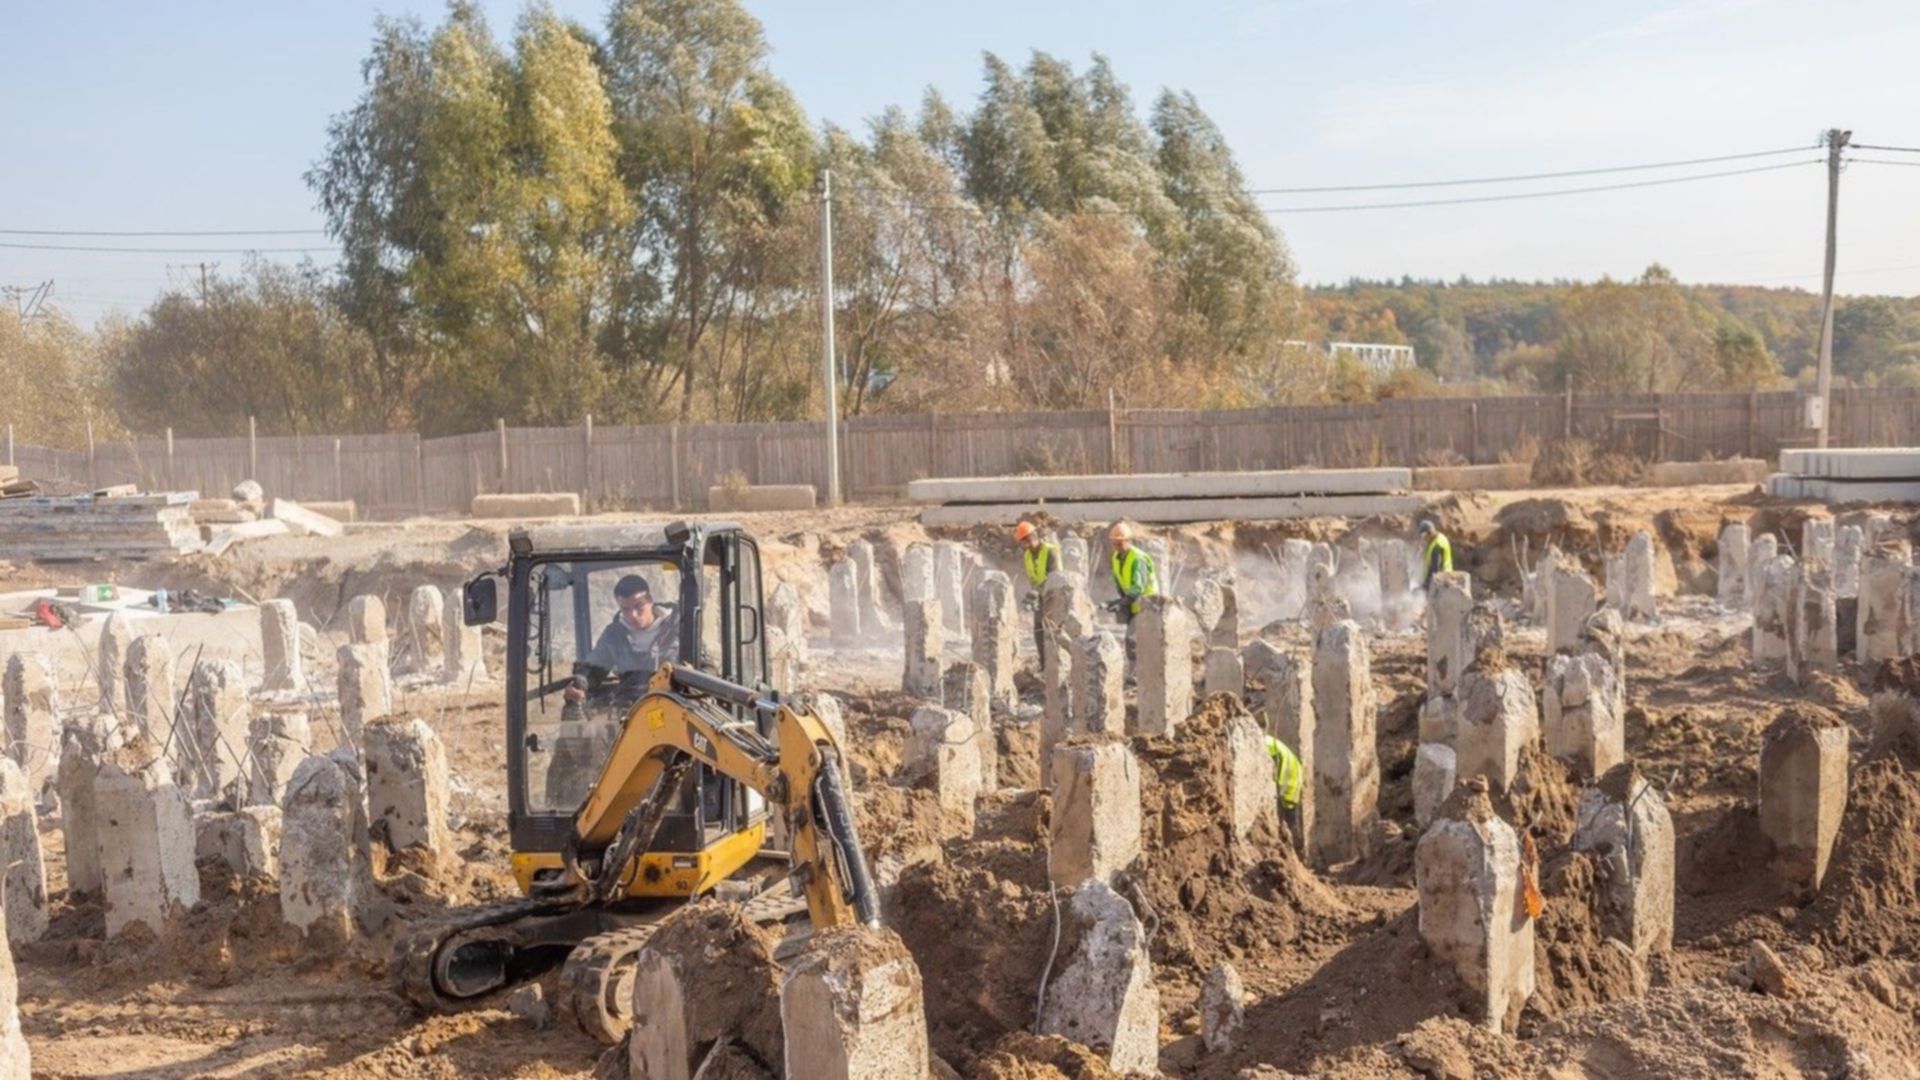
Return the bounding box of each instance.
[1497,745,1581,848]
[1802,709,1920,963]
[1120,698,1351,983]
[888,841,1055,1072]
[1529,851,1645,1018]
[971,1032,1123,1080]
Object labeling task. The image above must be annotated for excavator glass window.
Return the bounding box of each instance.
[521,557,686,814]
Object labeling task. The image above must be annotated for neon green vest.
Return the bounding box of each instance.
[1023,543,1057,588]
[1110,546,1158,615]
[1265,736,1304,810]
[1424,533,1453,576]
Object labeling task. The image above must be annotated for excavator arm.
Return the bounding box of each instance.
[561,663,881,931]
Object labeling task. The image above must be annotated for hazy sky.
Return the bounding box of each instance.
[6,0,1920,324]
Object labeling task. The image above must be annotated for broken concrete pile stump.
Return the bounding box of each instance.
[829,560,861,646]
[1046,740,1142,889]
[0,759,49,942]
[1543,652,1625,780]
[1201,961,1246,1054]
[1544,560,1598,655]
[337,641,393,738]
[847,537,891,638]
[259,599,304,693]
[1452,667,1538,796]
[970,571,1018,712]
[0,896,29,1080]
[932,540,970,639]
[781,925,931,1080]
[56,722,111,898]
[1426,573,1473,693]
[1415,781,1536,1033]
[1605,531,1657,622]
[1753,554,1797,668]
[186,658,250,800]
[1758,710,1849,894]
[901,597,944,698]
[1036,880,1160,1075]
[194,805,282,881]
[1572,765,1675,983]
[443,583,490,686]
[403,584,445,675]
[93,738,200,937]
[364,716,453,866]
[1855,550,1904,666]
[343,593,387,646]
[1245,639,1316,843]
[1717,523,1749,609]
[1134,596,1194,737]
[902,706,981,835]
[628,902,785,1080]
[1069,633,1124,737]
[280,754,359,944]
[248,712,312,807]
[940,662,997,792]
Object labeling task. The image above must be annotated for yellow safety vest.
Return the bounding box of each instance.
[1424,533,1453,577]
[1110,546,1158,616]
[1265,736,1303,810]
[1023,543,1058,588]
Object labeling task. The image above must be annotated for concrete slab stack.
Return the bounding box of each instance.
[0,490,202,560]
[911,468,1422,527]
[1769,447,1920,503]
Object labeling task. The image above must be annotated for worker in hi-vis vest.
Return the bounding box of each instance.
[1014,520,1060,664]
[1418,519,1453,590]
[1107,521,1158,623]
[1264,735,1305,851]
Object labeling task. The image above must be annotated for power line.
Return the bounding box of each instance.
[1848,157,1920,168]
[1850,143,1920,154]
[1242,144,1818,195]
[0,241,338,255]
[0,227,328,237]
[1259,159,1821,214]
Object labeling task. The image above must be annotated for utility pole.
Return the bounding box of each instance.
[1813,128,1850,448]
[818,169,842,506]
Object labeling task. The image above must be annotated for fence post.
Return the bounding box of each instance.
[415,438,426,515]
[85,419,96,490]
[1107,389,1121,474]
[1468,402,1480,464]
[165,427,175,490]
[583,413,594,508]
[3,423,11,468]
[248,415,258,481]
[334,438,345,500]
[1746,392,1758,458]
[496,418,509,493]
[1562,388,1573,438]
[669,424,681,510]
[926,412,938,480]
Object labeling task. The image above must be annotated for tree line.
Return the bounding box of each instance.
[11,0,1920,446]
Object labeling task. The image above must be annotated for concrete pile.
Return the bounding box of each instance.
[969,572,1018,712]
[0,760,49,942]
[939,663,998,793]
[97,611,134,714]
[1716,523,1749,609]
[1134,597,1194,737]
[195,805,282,881]
[363,717,452,866]
[343,593,387,645]
[1758,710,1849,894]
[902,706,981,834]
[1047,740,1142,888]
[1426,572,1474,693]
[901,597,944,698]
[1572,765,1675,984]
[1036,881,1161,1074]
[1451,666,1539,796]
[248,712,312,806]
[1244,640,1315,842]
[628,903,784,1080]
[1753,554,1797,668]
[1543,652,1625,780]
[1415,781,1535,1033]
[1855,550,1905,666]
[56,723,111,898]
[781,926,931,1080]
[259,599,304,693]
[1833,523,1864,599]
[1604,532,1657,622]
[1201,962,1246,1054]
[402,585,445,675]
[280,754,360,943]
[1311,620,1377,866]
[337,642,393,738]
[848,538,891,637]
[932,540,970,638]
[830,560,862,647]
[0,892,28,1079]
[1788,562,1839,682]
[185,658,250,800]
[3,652,58,794]
[1070,633,1125,736]
[93,739,200,937]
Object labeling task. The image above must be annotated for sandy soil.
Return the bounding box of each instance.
[8,484,1920,1078]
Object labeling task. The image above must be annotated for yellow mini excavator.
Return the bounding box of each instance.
[394,522,879,1043]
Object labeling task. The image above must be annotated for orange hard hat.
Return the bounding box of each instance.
[1013,522,1036,542]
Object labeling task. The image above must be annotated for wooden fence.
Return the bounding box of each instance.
[9,387,1920,519]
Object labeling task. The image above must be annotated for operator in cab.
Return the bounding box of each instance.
[564,573,681,709]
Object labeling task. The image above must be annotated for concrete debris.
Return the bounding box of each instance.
[194,805,282,880]
[1200,961,1246,1054]
[1037,881,1161,1075]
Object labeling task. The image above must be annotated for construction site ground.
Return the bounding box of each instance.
[7,481,1920,1079]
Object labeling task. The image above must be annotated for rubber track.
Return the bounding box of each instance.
[391,896,570,1012]
[556,886,810,1044]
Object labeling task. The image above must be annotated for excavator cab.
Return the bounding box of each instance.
[471,521,773,898]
